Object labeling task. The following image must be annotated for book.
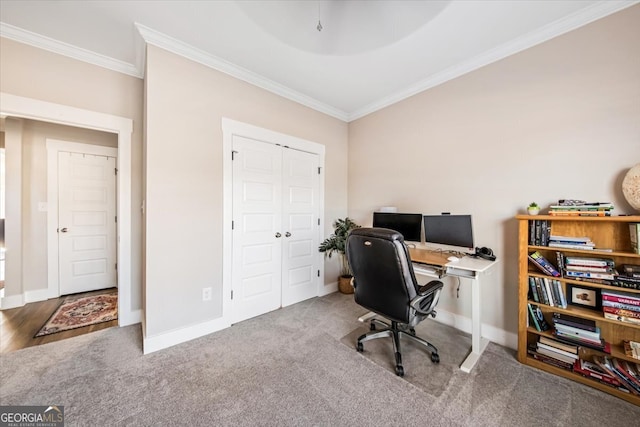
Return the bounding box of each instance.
[548,243,594,251]
[620,264,640,275]
[528,251,560,277]
[535,346,576,364]
[543,278,555,307]
[549,235,592,243]
[564,270,616,280]
[539,336,578,354]
[528,276,539,303]
[631,223,640,254]
[552,312,598,332]
[601,291,640,307]
[552,333,610,353]
[603,312,640,325]
[602,301,640,312]
[564,256,614,267]
[553,280,567,308]
[624,340,640,360]
[535,277,549,305]
[554,323,601,342]
[527,346,573,370]
[602,307,640,319]
[537,342,578,359]
[565,265,614,273]
[549,210,611,217]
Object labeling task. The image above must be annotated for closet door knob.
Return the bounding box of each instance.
[60,227,69,233]
[275,232,282,238]
[285,232,291,237]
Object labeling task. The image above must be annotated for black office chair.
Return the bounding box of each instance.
[346,228,444,376]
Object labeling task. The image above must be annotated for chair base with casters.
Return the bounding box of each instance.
[356,316,440,377]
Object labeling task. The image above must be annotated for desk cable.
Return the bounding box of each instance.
[455,277,461,298]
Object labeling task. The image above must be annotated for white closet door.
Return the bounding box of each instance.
[281,148,319,307]
[232,136,283,324]
[58,152,116,295]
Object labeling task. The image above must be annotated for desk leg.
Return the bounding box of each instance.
[459,274,490,373]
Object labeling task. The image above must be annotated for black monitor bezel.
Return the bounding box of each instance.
[423,214,474,249]
[372,212,423,242]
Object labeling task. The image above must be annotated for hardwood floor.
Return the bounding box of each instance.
[0,289,118,354]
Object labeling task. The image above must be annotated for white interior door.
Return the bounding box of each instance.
[232,136,283,323]
[281,149,319,306]
[58,151,117,295]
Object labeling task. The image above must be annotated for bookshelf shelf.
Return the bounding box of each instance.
[517,215,640,405]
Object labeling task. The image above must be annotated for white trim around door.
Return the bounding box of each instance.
[222,118,325,326]
[0,92,139,326]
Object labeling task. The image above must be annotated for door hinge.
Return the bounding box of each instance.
[115,263,118,270]
[318,167,321,175]
[231,290,234,300]
[232,150,238,160]
[317,270,320,277]
[318,218,320,226]
[115,167,118,175]
[232,220,235,230]
[115,216,117,223]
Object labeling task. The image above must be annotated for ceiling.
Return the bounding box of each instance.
[0,0,637,121]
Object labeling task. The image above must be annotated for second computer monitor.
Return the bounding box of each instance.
[372,212,422,242]
[423,214,474,250]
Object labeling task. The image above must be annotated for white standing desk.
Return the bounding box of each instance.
[358,248,498,373]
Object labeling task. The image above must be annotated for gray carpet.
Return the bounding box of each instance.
[1,292,639,426]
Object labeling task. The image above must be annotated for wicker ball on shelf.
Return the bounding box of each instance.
[622,163,640,212]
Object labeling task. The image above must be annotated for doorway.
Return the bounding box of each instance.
[0,92,138,326]
[47,140,118,298]
[222,118,326,325]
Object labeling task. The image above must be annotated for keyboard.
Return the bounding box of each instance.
[412,263,440,276]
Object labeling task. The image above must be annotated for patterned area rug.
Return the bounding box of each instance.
[35,290,118,337]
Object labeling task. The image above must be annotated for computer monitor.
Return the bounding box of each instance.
[372,212,422,242]
[423,214,474,250]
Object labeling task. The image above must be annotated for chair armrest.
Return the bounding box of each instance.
[410,280,444,316]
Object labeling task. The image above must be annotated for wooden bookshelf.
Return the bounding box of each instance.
[516,215,640,406]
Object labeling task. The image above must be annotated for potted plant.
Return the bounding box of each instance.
[527,202,540,215]
[319,217,361,294]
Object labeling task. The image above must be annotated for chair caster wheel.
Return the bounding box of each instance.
[395,365,404,377]
[370,323,376,331]
[356,342,363,352]
[409,328,416,336]
[431,353,440,364]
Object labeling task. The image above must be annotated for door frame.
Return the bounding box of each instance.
[222,118,325,325]
[46,139,118,298]
[0,92,138,326]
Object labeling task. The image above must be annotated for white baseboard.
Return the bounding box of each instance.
[319,281,338,296]
[143,316,231,355]
[119,308,142,327]
[0,293,25,309]
[25,288,56,303]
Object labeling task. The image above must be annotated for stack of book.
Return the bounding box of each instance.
[528,251,560,277]
[548,235,595,250]
[613,264,640,290]
[552,312,610,353]
[602,289,640,325]
[548,202,614,217]
[573,359,630,392]
[556,254,617,281]
[592,355,640,395]
[528,276,567,308]
[528,336,577,370]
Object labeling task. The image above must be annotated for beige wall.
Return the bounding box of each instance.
[0,37,144,309]
[145,45,348,336]
[348,6,640,335]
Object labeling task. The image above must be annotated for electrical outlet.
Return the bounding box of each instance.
[202,287,212,302]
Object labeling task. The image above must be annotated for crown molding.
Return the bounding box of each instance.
[135,23,349,122]
[0,22,142,78]
[348,0,639,121]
